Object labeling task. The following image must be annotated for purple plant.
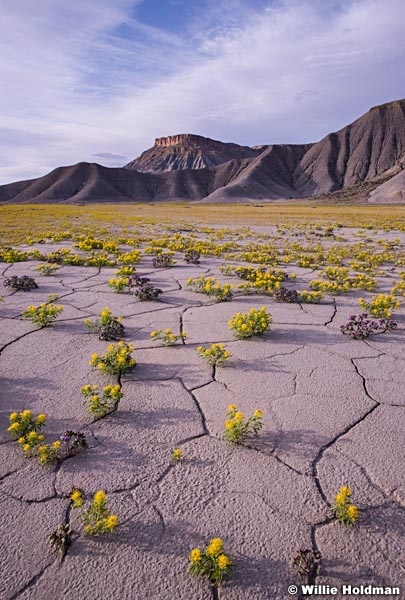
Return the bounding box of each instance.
[274,287,299,303]
[129,274,162,301]
[341,313,397,340]
[60,431,88,456]
[3,275,38,291]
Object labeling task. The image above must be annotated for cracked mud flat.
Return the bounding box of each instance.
[0,230,405,600]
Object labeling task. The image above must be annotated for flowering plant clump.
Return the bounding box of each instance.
[8,410,46,441]
[117,249,141,264]
[116,265,136,277]
[71,489,119,536]
[274,287,299,303]
[8,410,51,458]
[70,488,85,509]
[224,405,263,444]
[0,248,28,263]
[171,448,183,463]
[297,290,323,303]
[184,250,200,264]
[341,313,397,340]
[358,294,400,319]
[189,537,232,587]
[332,486,359,525]
[228,306,272,339]
[108,276,131,293]
[152,253,176,268]
[81,384,123,417]
[89,342,136,376]
[36,263,59,276]
[197,343,231,367]
[37,440,62,465]
[150,328,187,346]
[21,299,63,327]
[318,266,350,281]
[3,275,38,291]
[187,276,233,302]
[309,279,351,295]
[84,307,124,341]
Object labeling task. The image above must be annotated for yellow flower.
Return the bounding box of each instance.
[347,505,359,523]
[36,413,47,425]
[150,331,157,337]
[217,554,231,570]
[9,412,18,422]
[7,422,20,432]
[206,538,224,556]
[335,492,346,505]
[189,548,202,562]
[253,409,262,418]
[339,485,351,498]
[225,419,234,430]
[93,490,107,506]
[106,514,119,529]
[228,404,237,412]
[70,489,84,508]
[171,448,183,461]
[52,440,61,449]
[235,411,244,422]
[23,443,31,453]
[21,410,32,418]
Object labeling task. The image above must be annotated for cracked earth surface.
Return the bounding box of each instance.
[0,237,404,600]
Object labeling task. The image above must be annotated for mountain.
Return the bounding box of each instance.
[124,133,263,172]
[1,99,404,204]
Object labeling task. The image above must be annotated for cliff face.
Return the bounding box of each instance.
[1,99,404,203]
[125,134,263,173]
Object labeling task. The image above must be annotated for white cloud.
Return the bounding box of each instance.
[0,0,404,183]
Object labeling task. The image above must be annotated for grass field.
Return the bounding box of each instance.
[1,203,404,246]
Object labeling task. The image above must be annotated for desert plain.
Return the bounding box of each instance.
[0,204,404,600]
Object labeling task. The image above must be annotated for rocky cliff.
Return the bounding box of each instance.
[125,134,263,173]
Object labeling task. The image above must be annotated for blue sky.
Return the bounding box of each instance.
[1,0,404,183]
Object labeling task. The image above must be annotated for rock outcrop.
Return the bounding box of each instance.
[125,134,263,173]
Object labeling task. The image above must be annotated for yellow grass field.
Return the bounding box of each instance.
[1,203,404,246]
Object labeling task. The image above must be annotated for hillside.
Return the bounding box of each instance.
[0,99,404,203]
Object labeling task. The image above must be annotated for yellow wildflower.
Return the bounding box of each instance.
[7,422,20,432]
[9,412,18,422]
[93,490,107,506]
[339,485,351,497]
[106,515,119,529]
[347,505,359,523]
[228,404,236,412]
[70,489,84,508]
[206,538,224,556]
[217,554,231,570]
[189,548,202,562]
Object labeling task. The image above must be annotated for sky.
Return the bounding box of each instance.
[1,0,404,184]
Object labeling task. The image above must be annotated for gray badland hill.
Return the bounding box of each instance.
[1,99,404,203]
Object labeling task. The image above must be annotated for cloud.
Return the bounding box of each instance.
[1,0,404,183]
